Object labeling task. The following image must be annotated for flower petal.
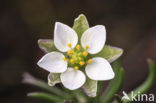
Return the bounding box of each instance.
[60,68,86,90]
[37,52,67,73]
[85,57,114,80]
[54,22,78,52]
[48,73,61,86]
[81,25,106,54]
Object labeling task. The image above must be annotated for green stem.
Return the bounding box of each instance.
[99,60,125,103]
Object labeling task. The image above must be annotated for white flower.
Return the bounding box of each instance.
[37,22,115,90]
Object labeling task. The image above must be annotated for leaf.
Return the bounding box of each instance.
[93,45,123,63]
[134,59,156,93]
[100,60,125,103]
[73,14,89,43]
[38,39,57,53]
[122,59,156,103]
[48,73,61,86]
[27,92,63,102]
[82,77,97,97]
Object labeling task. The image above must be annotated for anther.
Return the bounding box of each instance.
[76,45,81,50]
[88,59,92,64]
[62,57,66,61]
[67,50,73,55]
[67,43,72,48]
[85,45,89,49]
[83,51,88,57]
[79,61,85,66]
[74,66,79,70]
[70,59,75,64]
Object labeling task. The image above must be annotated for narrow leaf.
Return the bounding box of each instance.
[73,14,89,43]
[28,92,62,102]
[93,45,123,63]
[122,59,156,102]
[38,39,57,53]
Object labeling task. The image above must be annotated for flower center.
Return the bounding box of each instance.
[62,44,92,70]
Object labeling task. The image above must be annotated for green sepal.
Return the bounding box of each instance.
[82,77,97,97]
[48,73,61,86]
[93,45,123,63]
[38,39,57,53]
[73,14,89,43]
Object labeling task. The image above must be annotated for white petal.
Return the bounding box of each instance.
[37,52,67,73]
[54,22,78,52]
[85,57,114,80]
[81,25,106,54]
[60,68,86,90]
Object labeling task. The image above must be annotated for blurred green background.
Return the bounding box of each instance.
[0,0,156,103]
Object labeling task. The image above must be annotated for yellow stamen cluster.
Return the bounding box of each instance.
[67,43,72,48]
[62,57,66,61]
[88,59,92,64]
[83,51,88,57]
[62,44,92,70]
[76,45,81,50]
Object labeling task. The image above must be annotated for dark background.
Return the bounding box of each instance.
[0,0,156,103]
